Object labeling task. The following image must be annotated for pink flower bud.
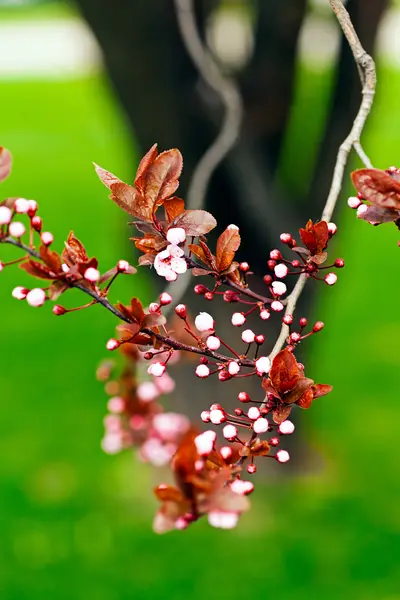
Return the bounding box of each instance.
[222,424,237,441]
[136,381,159,402]
[276,449,290,463]
[230,479,254,495]
[227,224,239,231]
[195,430,216,456]
[159,292,172,305]
[283,314,293,325]
[271,301,284,312]
[255,334,265,345]
[106,338,120,351]
[334,258,345,268]
[201,410,211,422]
[313,321,324,332]
[347,196,362,209]
[40,231,54,246]
[147,362,166,377]
[27,200,38,215]
[53,305,66,315]
[12,286,28,300]
[195,311,214,332]
[9,221,25,238]
[166,227,186,245]
[220,446,233,460]
[260,309,270,320]
[218,369,231,382]
[228,361,240,376]
[196,364,210,378]
[289,332,301,343]
[272,281,287,296]
[208,511,239,529]
[206,335,221,350]
[324,272,337,286]
[210,409,226,424]
[14,198,30,213]
[247,406,260,420]
[327,222,337,235]
[239,262,250,272]
[231,312,246,326]
[270,249,282,260]
[278,420,295,435]
[247,464,257,474]
[107,396,125,413]
[0,261,3,272]
[253,417,269,433]
[238,391,250,403]
[241,329,255,344]
[255,356,271,374]
[280,233,292,244]
[61,263,70,273]
[175,304,187,318]
[26,288,46,307]
[148,302,160,313]
[84,267,100,283]
[274,263,288,278]
[117,259,130,272]
[0,206,12,225]
[194,284,207,295]
[31,216,42,232]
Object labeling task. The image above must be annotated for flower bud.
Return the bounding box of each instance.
[278,420,295,435]
[247,464,257,474]
[271,281,287,296]
[195,364,210,378]
[228,361,240,376]
[206,336,221,350]
[31,216,42,232]
[14,198,30,214]
[255,334,265,345]
[334,258,345,268]
[239,262,250,272]
[253,417,269,434]
[147,362,166,377]
[238,391,250,403]
[53,305,66,315]
[175,304,187,319]
[255,356,271,374]
[106,338,120,351]
[271,301,284,312]
[324,272,337,286]
[194,284,207,295]
[241,329,255,344]
[231,312,246,326]
[117,259,130,272]
[247,406,260,420]
[280,233,292,244]
[159,292,172,305]
[327,222,337,235]
[276,449,290,463]
[270,249,282,260]
[40,231,54,246]
[222,424,237,441]
[283,314,293,325]
[274,263,288,279]
[166,227,186,245]
[9,221,25,238]
[313,321,324,332]
[0,206,12,225]
[149,303,160,313]
[84,267,100,283]
[194,311,214,332]
[12,286,28,300]
[26,288,46,307]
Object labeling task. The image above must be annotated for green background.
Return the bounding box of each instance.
[0,3,399,599]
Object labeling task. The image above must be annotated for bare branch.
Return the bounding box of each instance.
[269,0,376,361]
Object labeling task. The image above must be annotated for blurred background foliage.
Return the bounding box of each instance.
[0,0,399,599]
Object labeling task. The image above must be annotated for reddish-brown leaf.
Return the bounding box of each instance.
[296,387,314,409]
[129,297,145,324]
[0,147,11,183]
[352,168,400,209]
[154,484,184,503]
[40,245,62,273]
[63,232,88,265]
[215,227,241,273]
[282,377,314,405]
[93,163,122,188]
[188,243,213,267]
[110,182,152,221]
[270,349,299,394]
[135,148,183,207]
[272,404,292,424]
[48,281,68,300]
[20,260,56,280]
[164,197,185,222]
[311,251,328,265]
[299,220,328,255]
[312,383,333,399]
[134,143,158,183]
[171,210,217,236]
[357,205,399,225]
[134,235,159,255]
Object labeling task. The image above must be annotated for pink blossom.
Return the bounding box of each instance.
[194,430,216,456]
[276,449,290,463]
[152,412,190,442]
[228,361,240,376]
[328,222,337,235]
[278,420,295,435]
[14,198,30,213]
[166,227,186,245]
[247,406,260,420]
[280,233,292,244]
[272,281,287,296]
[230,479,254,495]
[206,335,221,350]
[271,300,284,312]
[274,263,288,278]
[201,410,211,422]
[106,338,120,351]
[220,446,233,460]
[101,432,124,454]
[253,417,269,434]
[154,372,176,394]
[324,272,337,286]
[227,224,239,231]
[196,364,210,378]
[255,356,271,374]
[222,424,237,441]
[147,362,166,377]
[347,196,362,209]
[12,286,28,300]
[210,409,226,424]
[208,511,239,529]
[0,206,12,225]
[26,288,46,307]
[231,312,246,326]
[154,245,187,281]
[40,232,54,246]
[241,329,255,344]
[117,259,130,272]
[137,381,159,402]
[9,221,25,238]
[84,267,100,283]
[194,312,214,332]
[107,396,125,413]
[260,309,270,320]
[140,438,175,466]
[159,292,172,305]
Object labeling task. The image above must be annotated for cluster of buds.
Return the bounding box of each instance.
[6,142,388,535]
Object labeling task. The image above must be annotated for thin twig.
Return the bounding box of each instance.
[163,0,243,310]
[2,237,255,368]
[269,0,376,361]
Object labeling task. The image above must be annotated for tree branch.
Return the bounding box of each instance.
[269,0,376,361]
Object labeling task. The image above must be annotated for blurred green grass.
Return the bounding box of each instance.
[0,13,400,600]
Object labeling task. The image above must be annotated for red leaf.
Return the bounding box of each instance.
[48,281,68,300]
[351,168,400,209]
[296,387,314,409]
[283,377,314,404]
[135,148,183,207]
[171,210,217,236]
[215,227,241,273]
[357,205,399,225]
[299,220,328,255]
[134,144,158,183]
[272,404,292,424]
[188,243,214,268]
[270,349,299,394]
[40,245,62,273]
[110,182,152,221]
[312,384,333,399]
[0,147,12,183]
[164,197,185,222]
[20,260,56,280]
[63,232,88,266]
[93,163,122,188]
